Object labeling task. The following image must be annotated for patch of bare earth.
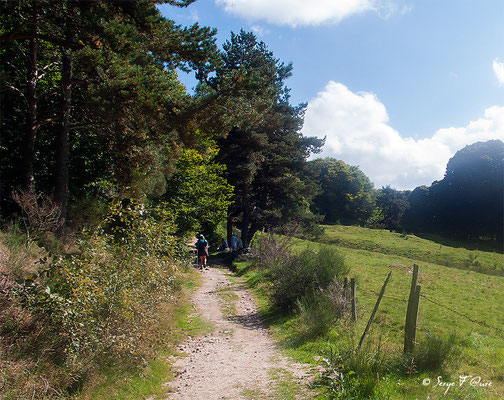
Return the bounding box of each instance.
[165,267,317,400]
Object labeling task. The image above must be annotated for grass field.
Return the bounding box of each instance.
[318,225,503,275]
[238,225,504,399]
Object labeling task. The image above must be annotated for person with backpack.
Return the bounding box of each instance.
[196,234,209,270]
[230,232,239,259]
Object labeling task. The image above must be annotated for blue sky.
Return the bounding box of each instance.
[159,0,504,190]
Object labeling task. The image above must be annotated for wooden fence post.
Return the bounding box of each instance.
[343,277,349,299]
[351,278,357,322]
[404,264,420,353]
[358,272,392,349]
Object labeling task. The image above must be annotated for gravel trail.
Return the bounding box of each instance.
[166,267,316,400]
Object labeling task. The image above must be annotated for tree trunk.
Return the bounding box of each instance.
[227,212,233,245]
[22,8,39,189]
[241,182,251,247]
[247,223,259,248]
[54,46,72,226]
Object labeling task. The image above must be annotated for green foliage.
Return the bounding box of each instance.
[295,284,349,339]
[316,343,390,400]
[209,30,324,245]
[164,146,233,237]
[250,234,348,310]
[402,332,460,374]
[68,194,108,231]
[277,247,347,308]
[316,333,461,399]
[375,186,410,231]
[404,140,504,246]
[366,207,386,229]
[309,158,376,226]
[0,0,220,218]
[2,200,187,395]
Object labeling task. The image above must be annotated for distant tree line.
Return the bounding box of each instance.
[403,140,503,246]
[310,140,503,248]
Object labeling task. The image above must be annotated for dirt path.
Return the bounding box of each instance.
[166,266,317,400]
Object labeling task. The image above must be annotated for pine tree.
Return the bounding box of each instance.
[209,31,323,245]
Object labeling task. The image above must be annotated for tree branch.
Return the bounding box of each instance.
[36,117,59,130]
[37,90,59,102]
[0,32,83,49]
[4,84,26,99]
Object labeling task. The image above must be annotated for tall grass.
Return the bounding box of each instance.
[0,200,190,399]
[315,332,461,399]
[296,285,349,339]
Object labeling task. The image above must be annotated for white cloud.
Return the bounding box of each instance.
[493,59,504,85]
[189,9,200,23]
[215,0,376,26]
[302,81,504,189]
[250,24,270,36]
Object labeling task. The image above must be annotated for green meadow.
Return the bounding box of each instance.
[318,225,503,275]
[239,226,504,399]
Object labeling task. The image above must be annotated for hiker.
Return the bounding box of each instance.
[196,234,209,269]
[230,232,238,250]
[218,238,229,251]
[230,232,239,259]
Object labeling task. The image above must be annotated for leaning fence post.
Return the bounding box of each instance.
[404,264,420,353]
[358,272,392,349]
[351,278,357,322]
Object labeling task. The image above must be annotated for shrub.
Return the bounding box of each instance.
[296,283,350,339]
[249,232,292,271]
[12,188,61,235]
[1,200,187,396]
[68,195,108,231]
[324,281,350,319]
[316,343,390,400]
[270,245,348,310]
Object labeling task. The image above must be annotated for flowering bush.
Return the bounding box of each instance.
[4,200,187,393]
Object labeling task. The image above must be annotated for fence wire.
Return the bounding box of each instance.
[367,288,504,336]
[419,293,504,336]
[369,289,408,303]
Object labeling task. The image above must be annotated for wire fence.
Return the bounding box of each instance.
[367,287,504,337]
[420,293,504,337]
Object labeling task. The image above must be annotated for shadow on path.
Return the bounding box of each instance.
[207,251,236,270]
[227,312,268,331]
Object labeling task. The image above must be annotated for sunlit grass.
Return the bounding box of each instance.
[319,225,504,275]
[238,226,504,399]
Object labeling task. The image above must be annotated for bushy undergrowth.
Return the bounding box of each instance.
[317,343,390,400]
[400,332,460,375]
[246,233,466,399]
[250,233,349,311]
[0,200,188,399]
[316,333,461,399]
[296,285,349,338]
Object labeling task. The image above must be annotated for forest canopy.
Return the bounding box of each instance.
[0,1,501,244]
